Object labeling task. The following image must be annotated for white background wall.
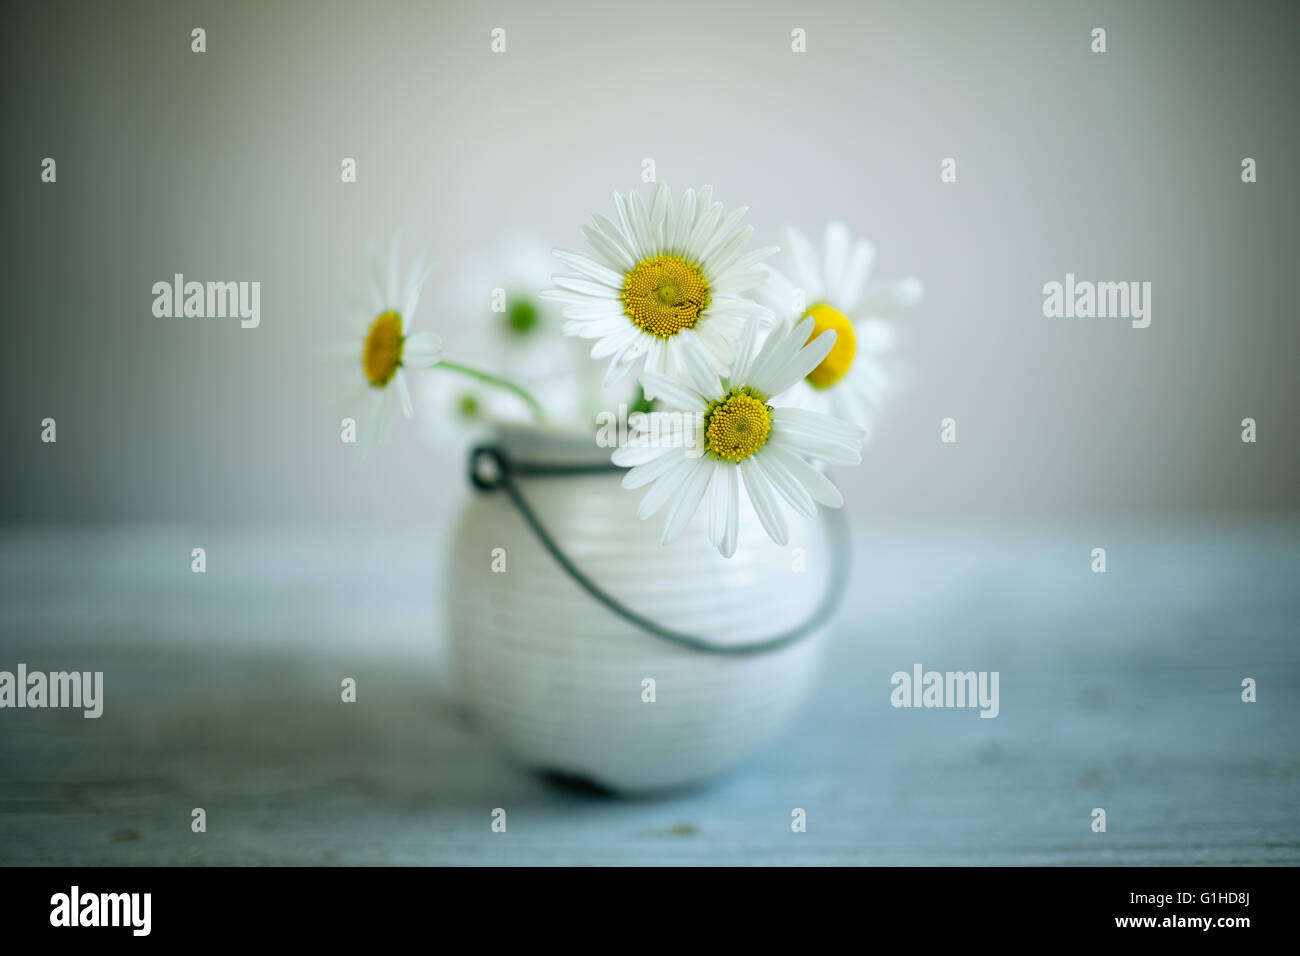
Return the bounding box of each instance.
[3,0,1297,524]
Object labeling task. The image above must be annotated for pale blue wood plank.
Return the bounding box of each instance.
[1,516,1296,865]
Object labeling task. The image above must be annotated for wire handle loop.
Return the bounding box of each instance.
[468,444,850,656]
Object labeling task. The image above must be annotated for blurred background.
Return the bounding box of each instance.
[1,0,1297,865]
[3,0,1297,523]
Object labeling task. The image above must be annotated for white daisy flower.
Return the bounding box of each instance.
[335,237,445,450]
[611,316,865,558]
[755,222,922,438]
[542,183,776,397]
[417,236,606,450]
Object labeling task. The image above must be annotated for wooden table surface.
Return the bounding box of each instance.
[2,514,1297,865]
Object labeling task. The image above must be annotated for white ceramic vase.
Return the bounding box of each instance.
[446,424,839,793]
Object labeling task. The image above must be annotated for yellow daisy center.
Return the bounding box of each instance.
[363,310,404,386]
[704,387,772,462]
[802,302,857,389]
[621,254,711,338]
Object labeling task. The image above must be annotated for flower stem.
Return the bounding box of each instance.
[435,361,547,423]
[629,386,654,416]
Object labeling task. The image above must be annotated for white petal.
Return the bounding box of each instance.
[720,465,740,557]
[552,275,621,299]
[856,277,923,315]
[614,192,639,260]
[770,430,861,465]
[822,221,850,304]
[705,296,772,321]
[592,214,639,266]
[627,189,655,260]
[856,318,895,353]
[697,210,749,266]
[402,253,428,322]
[830,377,878,437]
[708,268,768,295]
[395,369,414,419]
[762,329,836,396]
[402,331,444,367]
[609,429,662,461]
[640,371,707,411]
[556,302,626,322]
[611,443,659,467]
[649,181,669,247]
[581,224,635,272]
[613,192,637,259]
[728,314,763,386]
[707,460,736,552]
[712,245,779,282]
[747,318,811,394]
[636,457,695,519]
[764,445,845,507]
[553,248,625,288]
[771,405,866,443]
[895,277,924,307]
[675,331,723,396]
[695,185,713,218]
[692,315,736,370]
[750,450,815,517]
[621,447,685,487]
[661,458,712,545]
[782,227,824,303]
[751,264,798,319]
[740,459,788,546]
[700,225,752,281]
[590,324,641,359]
[685,201,723,260]
[838,239,876,313]
[669,189,696,255]
[603,345,643,387]
[643,338,665,380]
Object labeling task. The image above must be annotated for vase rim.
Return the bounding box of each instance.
[490,421,610,467]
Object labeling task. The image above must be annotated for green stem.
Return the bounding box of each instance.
[629,385,654,416]
[435,361,547,423]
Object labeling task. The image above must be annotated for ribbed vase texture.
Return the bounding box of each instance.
[447,432,834,792]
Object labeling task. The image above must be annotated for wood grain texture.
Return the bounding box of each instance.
[1,515,1297,865]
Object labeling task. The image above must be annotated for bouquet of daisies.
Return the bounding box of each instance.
[343,183,919,558]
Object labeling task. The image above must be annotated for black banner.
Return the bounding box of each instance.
[0,866,1279,941]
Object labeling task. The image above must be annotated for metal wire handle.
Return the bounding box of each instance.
[468,444,851,656]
